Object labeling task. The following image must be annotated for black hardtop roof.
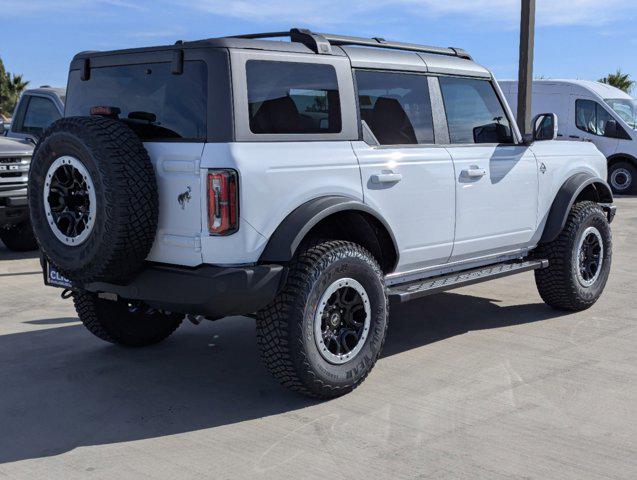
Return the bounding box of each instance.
[72,28,472,62]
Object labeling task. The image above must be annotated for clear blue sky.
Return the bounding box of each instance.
[2,0,637,92]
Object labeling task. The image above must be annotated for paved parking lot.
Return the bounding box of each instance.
[0,198,635,480]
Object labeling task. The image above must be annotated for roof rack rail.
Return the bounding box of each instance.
[227,28,472,60]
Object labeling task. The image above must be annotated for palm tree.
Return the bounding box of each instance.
[0,57,29,117]
[599,69,634,93]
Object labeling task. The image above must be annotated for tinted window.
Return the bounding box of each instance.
[576,99,614,137]
[247,61,341,134]
[355,70,434,145]
[439,77,513,144]
[19,96,60,137]
[66,61,207,141]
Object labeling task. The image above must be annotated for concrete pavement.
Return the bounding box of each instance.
[0,198,635,479]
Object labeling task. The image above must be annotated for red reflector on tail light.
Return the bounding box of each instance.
[207,169,238,235]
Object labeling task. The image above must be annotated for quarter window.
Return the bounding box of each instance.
[439,77,513,144]
[246,61,341,134]
[576,99,615,137]
[355,70,434,145]
[18,96,60,137]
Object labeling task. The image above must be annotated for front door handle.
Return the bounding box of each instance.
[371,171,403,184]
[461,166,487,178]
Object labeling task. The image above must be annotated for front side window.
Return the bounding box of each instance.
[246,60,341,134]
[355,70,434,145]
[576,99,615,137]
[439,77,513,144]
[605,98,637,130]
[66,61,207,141]
[19,96,61,137]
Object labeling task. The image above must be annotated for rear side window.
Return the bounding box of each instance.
[17,96,60,137]
[66,61,207,141]
[355,70,434,145]
[246,60,341,134]
[439,77,513,144]
[576,99,614,137]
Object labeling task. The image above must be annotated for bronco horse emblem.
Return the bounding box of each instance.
[178,186,192,210]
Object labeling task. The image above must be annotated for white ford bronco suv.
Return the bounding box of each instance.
[29,29,616,398]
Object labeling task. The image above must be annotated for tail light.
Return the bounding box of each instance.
[207,169,238,235]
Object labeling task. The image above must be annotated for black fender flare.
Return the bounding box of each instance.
[540,173,613,244]
[259,195,399,265]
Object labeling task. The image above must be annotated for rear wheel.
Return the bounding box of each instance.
[0,220,38,252]
[608,161,637,195]
[534,201,612,311]
[73,291,183,347]
[256,241,388,399]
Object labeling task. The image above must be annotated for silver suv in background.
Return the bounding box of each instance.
[6,87,65,144]
[0,87,64,251]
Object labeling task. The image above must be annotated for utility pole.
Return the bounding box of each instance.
[517,0,536,138]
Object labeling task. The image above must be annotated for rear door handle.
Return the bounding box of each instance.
[461,166,487,178]
[371,171,402,184]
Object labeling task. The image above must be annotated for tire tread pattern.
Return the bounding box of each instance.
[256,240,388,399]
[534,201,611,311]
[73,291,183,347]
[30,116,157,283]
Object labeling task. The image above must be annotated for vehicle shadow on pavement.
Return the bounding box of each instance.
[0,292,565,464]
[0,247,40,261]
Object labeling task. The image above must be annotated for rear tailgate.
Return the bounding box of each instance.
[145,142,205,266]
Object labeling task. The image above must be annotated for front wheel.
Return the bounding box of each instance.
[608,161,637,195]
[534,201,612,311]
[73,291,183,347]
[257,241,388,399]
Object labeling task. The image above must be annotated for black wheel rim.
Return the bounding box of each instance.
[577,227,604,287]
[315,278,371,364]
[44,156,96,246]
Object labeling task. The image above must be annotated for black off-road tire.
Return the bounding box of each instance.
[73,290,183,347]
[0,220,38,252]
[28,116,158,284]
[608,161,637,195]
[534,201,612,311]
[256,240,388,399]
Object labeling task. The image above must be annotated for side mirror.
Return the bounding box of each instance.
[533,113,558,141]
[604,120,619,138]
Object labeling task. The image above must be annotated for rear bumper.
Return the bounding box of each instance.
[82,263,284,318]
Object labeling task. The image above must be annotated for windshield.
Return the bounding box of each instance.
[605,98,637,129]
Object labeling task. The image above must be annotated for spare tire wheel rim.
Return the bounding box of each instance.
[314,277,371,365]
[610,167,631,191]
[576,226,604,287]
[44,156,97,246]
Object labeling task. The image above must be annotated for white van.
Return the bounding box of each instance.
[501,80,637,194]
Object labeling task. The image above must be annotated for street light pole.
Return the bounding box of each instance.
[517,0,536,138]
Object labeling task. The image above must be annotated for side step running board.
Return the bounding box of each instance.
[388,259,549,303]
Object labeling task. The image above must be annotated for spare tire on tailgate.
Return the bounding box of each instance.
[28,116,158,284]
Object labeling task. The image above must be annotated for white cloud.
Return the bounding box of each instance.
[0,0,144,15]
[181,0,637,28]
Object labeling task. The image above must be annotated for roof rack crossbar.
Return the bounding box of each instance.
[319,33,472,60]
[227,28,472,60]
